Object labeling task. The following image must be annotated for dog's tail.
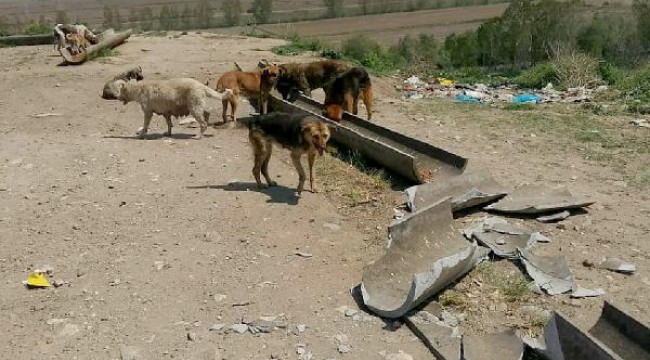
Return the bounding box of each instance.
[204,86,233,101]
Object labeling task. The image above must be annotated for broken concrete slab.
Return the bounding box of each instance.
[537,210,571,223]
[464,217,548,259]
[589,301,650,360]
[463,330,524,360]
[596,258,636,274]
[485,185,594,215]
[361,198,489,319]
[533,312,624,360]
[405,170,508,212]
[520,250,575,296]
[404,310,461,360]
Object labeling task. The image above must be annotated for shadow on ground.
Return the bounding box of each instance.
[188,181,299,205]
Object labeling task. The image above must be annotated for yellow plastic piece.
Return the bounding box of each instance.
[26,272,51,288]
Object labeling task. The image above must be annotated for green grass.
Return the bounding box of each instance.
[89,48,117,61]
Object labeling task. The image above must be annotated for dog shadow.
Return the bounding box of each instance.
[102,133,213,140]
[188,181,299,205]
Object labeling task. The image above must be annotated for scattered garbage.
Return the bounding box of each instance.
[24,271,52,288]
[398,76,598,104]
[405,170,508,213]
[485,184,594,215]
[360,198,489,319]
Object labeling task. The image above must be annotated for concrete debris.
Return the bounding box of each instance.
[589,301,650,359]
[596,258,636,274]
[249,320,275,334]
[399,77,598,104]
[294,251,313,258]
[208,323,225,332]
[361,198,489,318]
[293,324,307,336]
[463,330,524,360]
[337,345,351,354]
[570,287,606,298]
[485,185,594,215]
[404,310,461,360]
[631,119,650,128]
[344,309,359,317]
[404,170,508,212]
[464,217,548,259]
[230,323,249,334]
[537,210,571,223]
[187,332,198,341]
[520,250,575,296]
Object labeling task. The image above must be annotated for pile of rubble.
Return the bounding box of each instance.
[399,75,608,104]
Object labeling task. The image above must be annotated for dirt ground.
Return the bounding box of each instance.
[0,33,649,360]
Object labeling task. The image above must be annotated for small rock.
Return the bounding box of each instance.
[52,279,67,287]
[385,351,414,360]
[120,346,144,360]
[231,323,248,334]
[337,345,351,354]
[208,323,225,332]
[323,222,341,231]
[187,332,198,341]
[154,260,170,270]
[212,294,226,302]
[293,324,307,336]
[440,310,459,327]
[344,309,359,317]
[334,333,349,344]
[295,251,313,258]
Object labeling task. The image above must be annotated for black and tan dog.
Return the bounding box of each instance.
[322,66,373,122]
[248,113,331,195]
[276,60,350,101]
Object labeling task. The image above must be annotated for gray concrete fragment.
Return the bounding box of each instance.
[597,258,636,274]
[571,287,606,298]
[520,250,575,296]
[537,210,571,223]
[463,330,524,360]
[361,198,489,318]
[464,217,546,259]
[590,301,650,360]
[485,185,594,214]
[405,170,508,212]
[404,310,461,360]
[230,323,249,334]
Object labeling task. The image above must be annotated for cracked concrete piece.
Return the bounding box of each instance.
[463,330,524,360]
[597,258,636,274]
[464,217,547,259]
[405,170,508,212]
[537,210,571,223]
[520,250,575,296]
[485,185,594,214]
[404,310,461,360]
[361,198,489,318]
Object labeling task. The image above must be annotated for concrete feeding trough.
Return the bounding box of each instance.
[359,198,488,319]
[404,170,508,212]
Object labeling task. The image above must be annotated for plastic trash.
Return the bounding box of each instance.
[455,94,480,103]
[513,94,541,104]
[438,78,454,86]
[25,272,51,288]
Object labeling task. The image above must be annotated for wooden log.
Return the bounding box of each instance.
[59,29,133,65]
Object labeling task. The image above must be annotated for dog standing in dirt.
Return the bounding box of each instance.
[248,113,331,195]
[275,60,350,101]
[322,66,373,122]
[212,64,280,123]
[102,77,233,139]
[54,24,98,51]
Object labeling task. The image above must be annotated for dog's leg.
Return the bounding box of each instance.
[193,111,208,139]
[352,94,360,115]
[250,132,266,189]
[221,98,229,123]
[343,92,355,114]
[308,150,318,193]
[139,111,153,139]
[261,139,277,187]
[163,115,173,137]
[204,111,211,126]
[230,97,238,122]
[290,150,306,195]
[362,85,373,120]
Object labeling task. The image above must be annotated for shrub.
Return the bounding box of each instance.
[516,62,557,89]
[341,34,405,74]
[24,22,51,35]
[619,63,650,113]
[553,52,600,88]
[598,61,625,86]
[272,34,324,56]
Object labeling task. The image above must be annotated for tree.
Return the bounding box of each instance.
[222,0,242,26]
[250,0,273,24]
[324,0,344,18]
[633,0,650,51]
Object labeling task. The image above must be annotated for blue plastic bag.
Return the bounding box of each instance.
[513,94,541,104]
[455,93,481,103]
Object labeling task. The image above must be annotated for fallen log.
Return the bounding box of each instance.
[59,29,132,65]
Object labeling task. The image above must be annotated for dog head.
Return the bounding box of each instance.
[127,66,144,81]
[101,79,127,101]
[261,64,281,86]
[301,119,331,156]
[322,104,343,122]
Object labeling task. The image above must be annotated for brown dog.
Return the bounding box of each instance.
[248,112,331,195]
[322,67,373,122]
[275,60,350,100]
[213,64,280,123]
[65,33,90,55]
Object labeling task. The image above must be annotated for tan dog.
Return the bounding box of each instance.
[65,33,90,55]
[213,64,280,123]
[275,60,350,100]
[323,67,373,122]
[248,112,331,195]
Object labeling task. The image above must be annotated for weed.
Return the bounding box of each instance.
[23,22,51,35]
[516,62,558,89]
[503,103,534,111]
[272,34,325,56]
[89,48,117,60]
[501,275,531,302]
[439,290,470,310]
